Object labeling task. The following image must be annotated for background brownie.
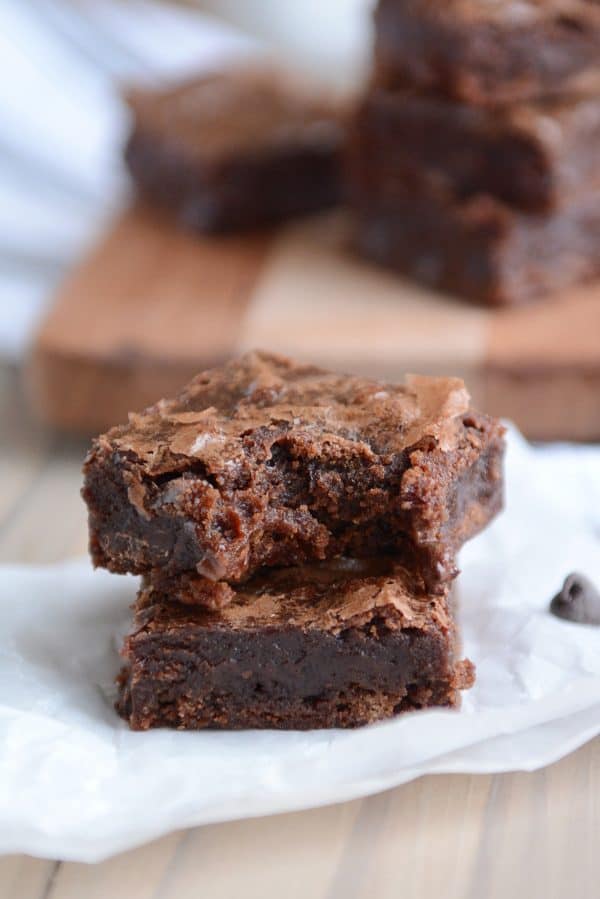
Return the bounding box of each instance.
[124,67,345,232]
[82,352,505,592]
[118,558,475,730]
[374,0,600,106]
[353,184,600,306]
[350,89,600,212]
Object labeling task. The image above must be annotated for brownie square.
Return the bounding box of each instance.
[82,352,505,592]
[124,67,346,232]
[117,559,475,730]
[374,0,600,106]
[350,88,600,212]
[352,182,600,306]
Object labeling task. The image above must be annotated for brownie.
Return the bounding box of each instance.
[350,88,600,212]
[117,558,475,730]
[352,179,600,306]
[124,67,345,232]
[82,352,505,592]
[374,0,600,106]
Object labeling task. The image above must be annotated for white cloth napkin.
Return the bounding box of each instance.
[1,426,599,862]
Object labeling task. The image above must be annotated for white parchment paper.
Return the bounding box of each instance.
[1,427,600,862]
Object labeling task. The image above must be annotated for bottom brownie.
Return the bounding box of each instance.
[352,185,600,306]
[117,559,474,730]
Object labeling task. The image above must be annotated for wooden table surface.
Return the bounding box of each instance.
[1,363,599,899]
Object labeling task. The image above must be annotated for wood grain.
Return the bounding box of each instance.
[27,204,600,439]
[484,284,600,441]
[2,364,600,896]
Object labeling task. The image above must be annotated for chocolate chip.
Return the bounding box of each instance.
[549,573,600,626]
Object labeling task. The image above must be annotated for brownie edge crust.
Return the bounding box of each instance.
[82,352,505,593]
[117,560,475,730]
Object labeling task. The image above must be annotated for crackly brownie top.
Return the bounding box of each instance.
[95,351,472,476]
[389,0,600,26]
[125,67,345,161]
[135,558,452,635]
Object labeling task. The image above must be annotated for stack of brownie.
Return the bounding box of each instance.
[82,352,505,730]
[348,0,600,306]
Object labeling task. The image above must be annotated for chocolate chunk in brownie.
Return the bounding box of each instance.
[124,67,346,232]
[82,351,505,591]
[349,88,600,212]
[352,178,600,306]
[117,558,475,730]
[374,0,600,106]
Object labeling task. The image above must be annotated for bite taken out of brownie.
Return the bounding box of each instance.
[82,352,505,594]
[117,558,475,730]
[124,66,346,232]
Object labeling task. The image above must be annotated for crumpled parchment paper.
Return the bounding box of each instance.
[1,427,600,861]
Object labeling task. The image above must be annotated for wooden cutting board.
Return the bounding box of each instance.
[27,203,600,440]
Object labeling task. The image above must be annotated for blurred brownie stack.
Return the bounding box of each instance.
[82,352,505,730]
[348,0,600,306]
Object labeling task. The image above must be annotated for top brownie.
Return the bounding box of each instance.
[374,0,600,105]
[82,352,504,591]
